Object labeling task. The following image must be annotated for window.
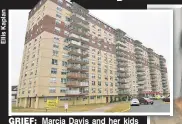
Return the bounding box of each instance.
[64,31,69,36]
[65,17,71,22]
[57,6,62,11]
[58,0,63,3]
[54,35,60,41]
[50,77,56,83]
[92,81,95,85]
[49,87,56,93]
[60,88,67,93]
[31,61,34,66]
[55,27,61,33]
[63,46,69,51]
[62,53,69,58]
[53,50,59,56]
[55,19,61,25]
[51,68,57,74]
[92,67,95,71]
[98,88,102,93]
[91,88,95,93]
[61,78,67,83]
[52,59,58,65]
[98,81,101,86]
[53,43,59,49]
[56,13,61,18]
[105,82,108,86]
[61,69,67,75]
[62,61,67,67]
[91,74,95,79]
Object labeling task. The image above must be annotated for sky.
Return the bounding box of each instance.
[9,10,175,96]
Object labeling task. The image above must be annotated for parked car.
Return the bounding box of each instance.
[163,96,170,102]
[138,97,154,105]
[130,98,140,106]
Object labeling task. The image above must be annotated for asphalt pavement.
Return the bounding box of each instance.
[129,100,170,112]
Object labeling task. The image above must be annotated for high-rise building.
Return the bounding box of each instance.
[16,0,170,108]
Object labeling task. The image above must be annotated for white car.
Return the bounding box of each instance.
[130,98,140,106]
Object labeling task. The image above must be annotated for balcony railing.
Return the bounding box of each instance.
[67,73,88,79]
[118,90,130,95]
[68,41,89,50]
[118,84,130,89]
[118,79,129,84]
[66,81,89,87]
[138,77,145,81]
[67,65,81,71]
[65,90,89,96]
[137,68,145,72]
[69,33,89,43]
[137,81,145,85]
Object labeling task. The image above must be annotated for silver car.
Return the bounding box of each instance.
[130,98,140,106]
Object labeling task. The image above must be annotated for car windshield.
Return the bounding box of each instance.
[132,99,138,101]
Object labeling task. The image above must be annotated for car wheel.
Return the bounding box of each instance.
[151,102,153,105]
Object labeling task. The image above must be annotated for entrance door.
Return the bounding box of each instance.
[106,97,108,103]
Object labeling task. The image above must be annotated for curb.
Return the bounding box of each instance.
[163,102,170,103]
[121,105,131,112]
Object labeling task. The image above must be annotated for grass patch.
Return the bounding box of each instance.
[12,103,108,112]
[105,102,130,112]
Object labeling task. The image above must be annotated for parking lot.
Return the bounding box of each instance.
[129,100,170,112]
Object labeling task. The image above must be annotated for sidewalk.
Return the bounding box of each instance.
[86,102,121,112]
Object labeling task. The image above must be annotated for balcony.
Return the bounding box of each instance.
[138,77,145,81]
[136,55,143,59]
[67,65,81,71]
[65,90,89,96]
[81,66,89,72]
[138,85,144,89]
[149,57,155,61]
[118,73,129,78]
[117,57,128,62]
[71,14,89,25]
[162,78,167,81]
[116,41,127,47]
[135,46,143,52]
[118,79,129,84]
[151,82,157,86]
[118,90,130,95]
[118,63,128,67]
[135,51,143,55]
[80,59,89,65]
[118,84,130,89]
[151,75,157,79]
[68,57,82,63]
[68,40,89,50]
[117,68,128,73]
[69,33,89,43]
[137,72,146,77]
[71,21,89,31]
[66,81,89,87]
[137,81,145,85]
[150,72,157,75]
[150,68,155,72]
[68,50,82,56]
[136,59,143,63]
[67,73,88,79]
[137,68,145,72]
[136,63,143,68]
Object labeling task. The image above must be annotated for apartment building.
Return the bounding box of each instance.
[16,0,169,108]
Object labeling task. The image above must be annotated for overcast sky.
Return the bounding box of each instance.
[9,10,174,96]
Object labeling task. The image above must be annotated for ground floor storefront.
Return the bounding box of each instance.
[16,95,117,108]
